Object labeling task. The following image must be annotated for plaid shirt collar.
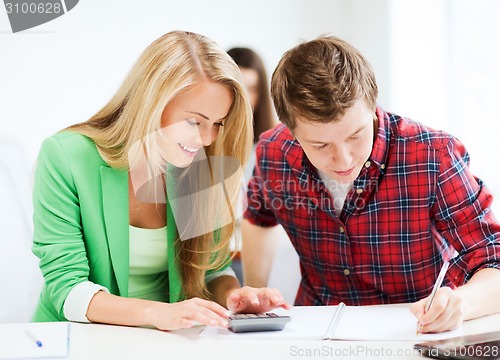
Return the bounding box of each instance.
[371,106,392,170]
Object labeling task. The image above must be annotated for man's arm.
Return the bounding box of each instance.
[412,137,500,332]
[455,267,500,319]
[241,219,280,287]
[207,275,240,307]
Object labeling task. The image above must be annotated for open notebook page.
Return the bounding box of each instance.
[199,305,463,341]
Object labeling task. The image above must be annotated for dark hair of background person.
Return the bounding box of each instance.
[227,47,275,143]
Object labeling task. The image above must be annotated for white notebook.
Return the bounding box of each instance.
[0,322,70,359]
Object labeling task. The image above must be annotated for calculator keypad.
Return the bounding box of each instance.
[228,312,291,333]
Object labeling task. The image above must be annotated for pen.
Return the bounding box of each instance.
[416,261,450,335]
[323,302,346,340]
[25,330,43,347]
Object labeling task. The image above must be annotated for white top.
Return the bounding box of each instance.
[63,226,236,322]
[318,170,354,216]
[128,225,169,302]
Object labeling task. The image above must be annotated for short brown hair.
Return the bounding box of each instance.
[271,35,378,129]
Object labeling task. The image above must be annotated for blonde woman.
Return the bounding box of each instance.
[32,30,290,331]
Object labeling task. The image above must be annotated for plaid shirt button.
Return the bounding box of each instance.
[343,269,351,276]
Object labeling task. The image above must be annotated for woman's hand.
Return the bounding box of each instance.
[410,286,464,333]
[147,297,231,331]
[226,286,292,314]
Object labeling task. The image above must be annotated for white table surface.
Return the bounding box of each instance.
[62,305,500,360]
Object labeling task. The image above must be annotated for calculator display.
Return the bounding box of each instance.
[228,312,291,333]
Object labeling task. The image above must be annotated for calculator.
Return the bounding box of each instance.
[228,312,291,333]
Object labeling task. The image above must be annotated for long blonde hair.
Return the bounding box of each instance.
[68,30,253,299]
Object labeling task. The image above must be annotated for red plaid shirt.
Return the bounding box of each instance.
[244,107,500,306]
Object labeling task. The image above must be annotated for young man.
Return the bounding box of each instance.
[242,36,500,333]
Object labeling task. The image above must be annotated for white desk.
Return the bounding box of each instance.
[64,306,500,360]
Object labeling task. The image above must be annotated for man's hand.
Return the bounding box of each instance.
[410,287,464,333]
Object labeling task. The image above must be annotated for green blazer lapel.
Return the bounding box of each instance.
[166,175,183,303]
[100,166,129,296]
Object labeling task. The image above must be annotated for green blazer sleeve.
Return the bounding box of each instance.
[32,133,129,321]
[32,134,92,320]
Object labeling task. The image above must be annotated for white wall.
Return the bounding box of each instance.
[389,0,450,129]
[446,0,500,203]
[388,0,500,214]
[0,0,393,166]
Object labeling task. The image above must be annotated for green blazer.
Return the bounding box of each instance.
[32,132,190,321]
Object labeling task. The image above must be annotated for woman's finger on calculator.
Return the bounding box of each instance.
[226,287,259,312]
[256,288,292,310]
[227,287,292,313]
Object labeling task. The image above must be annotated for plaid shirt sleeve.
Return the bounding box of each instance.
[431,136,500,285]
